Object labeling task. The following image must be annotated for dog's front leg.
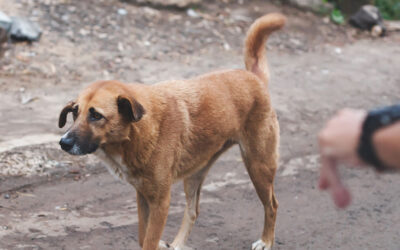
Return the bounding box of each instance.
[137,191,150,248]
[142,189,171,250]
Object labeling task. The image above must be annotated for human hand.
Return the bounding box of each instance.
[318,109,367,208]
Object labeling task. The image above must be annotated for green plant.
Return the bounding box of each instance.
[321,0,345,24]
[323,0,400,20]
[374,0,400,20]
[331,9,345,24]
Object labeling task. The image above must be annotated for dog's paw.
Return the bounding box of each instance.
[251,239,272,250]
[159,240,175,250]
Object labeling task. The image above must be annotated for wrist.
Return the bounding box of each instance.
[357,104,400,172]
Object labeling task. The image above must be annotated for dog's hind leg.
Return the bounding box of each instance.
[171,141,234,249]
[239,113,279,250]
[170,166,208,249]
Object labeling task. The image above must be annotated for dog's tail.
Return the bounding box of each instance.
[244,13,286,84]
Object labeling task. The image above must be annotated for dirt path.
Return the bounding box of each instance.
[1,0,400,249]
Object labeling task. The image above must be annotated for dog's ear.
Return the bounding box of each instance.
[59,101,75,128]
[117,95,145,122]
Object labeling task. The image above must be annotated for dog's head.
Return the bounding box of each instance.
[58,81,145,155]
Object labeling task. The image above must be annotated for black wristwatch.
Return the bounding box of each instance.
[357,104,400,172]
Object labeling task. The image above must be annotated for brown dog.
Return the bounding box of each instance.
[59,13,285,250]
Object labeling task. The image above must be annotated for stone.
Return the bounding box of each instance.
[186,8,199,18]
[0,11,12,31]
[286,0,333,13]
[134,0,200,8]
[349,5,385,35]
[0,11,12,45]
[10,17,42,41]
[117,8,128,15]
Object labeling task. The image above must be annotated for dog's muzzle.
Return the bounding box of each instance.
[60,135,74,152]
[60,131,82,155]
[59,131,99,155]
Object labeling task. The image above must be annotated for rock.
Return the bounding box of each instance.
[10,17,42,41]
[133,0,200,8]
[371,25,383,37]
[223,42,230,51]
[386,20,400,32]
[79,28,90,36]
[0,28,7,50]
[286,0,333,13]
[186,8,199,18]
[0,11,11,45]
[349,5,386,36]
[142,7,161,18]
[0,11,12,31]
[117,8,128,16]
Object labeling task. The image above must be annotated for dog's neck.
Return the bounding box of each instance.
[101,106,162,167]
[99,87,170,176]
[125,119,160,166]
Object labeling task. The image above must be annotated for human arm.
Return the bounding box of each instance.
[373,121,400,169]
[318,105,400,208]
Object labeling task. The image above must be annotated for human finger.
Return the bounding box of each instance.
[319,156,352,208]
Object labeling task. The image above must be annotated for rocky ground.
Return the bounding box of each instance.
[0,0,400,249]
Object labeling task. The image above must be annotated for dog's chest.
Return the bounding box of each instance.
[95,149,141,188]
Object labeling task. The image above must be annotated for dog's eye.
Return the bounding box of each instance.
[72,106,79,120]
[89,108,103,121]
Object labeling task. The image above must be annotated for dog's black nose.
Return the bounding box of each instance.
[60,137,74,151]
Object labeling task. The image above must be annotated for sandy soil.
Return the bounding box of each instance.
[1,0,400,249]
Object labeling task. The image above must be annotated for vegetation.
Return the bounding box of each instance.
[330,8,345,24]
[374,0,400,20]
[325,0,400,20]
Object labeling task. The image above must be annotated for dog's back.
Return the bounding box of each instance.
[141,14,286,180]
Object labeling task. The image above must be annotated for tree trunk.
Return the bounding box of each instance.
[336,0,374,15]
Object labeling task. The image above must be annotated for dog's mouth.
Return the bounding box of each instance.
[59,131,99,155]
[62,143,99,155]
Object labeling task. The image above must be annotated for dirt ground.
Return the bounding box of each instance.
[1,0,400,249]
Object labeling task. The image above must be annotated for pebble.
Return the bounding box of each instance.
[321,69,330,75]
[98,33,107,39]
[4,193,10,199]
[142,7,160,18]
[223,42,230,51]
[68,6,76,12]
[290,38,302,46]
[61,14,69,22]
[117,8,127,16]
[118,42,124,52]
[0,11,12,31]
[187,9,199,18]
[10,17,42,41]
[79,28,90,36]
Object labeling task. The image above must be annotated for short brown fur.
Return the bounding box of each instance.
[59,13,286,250]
